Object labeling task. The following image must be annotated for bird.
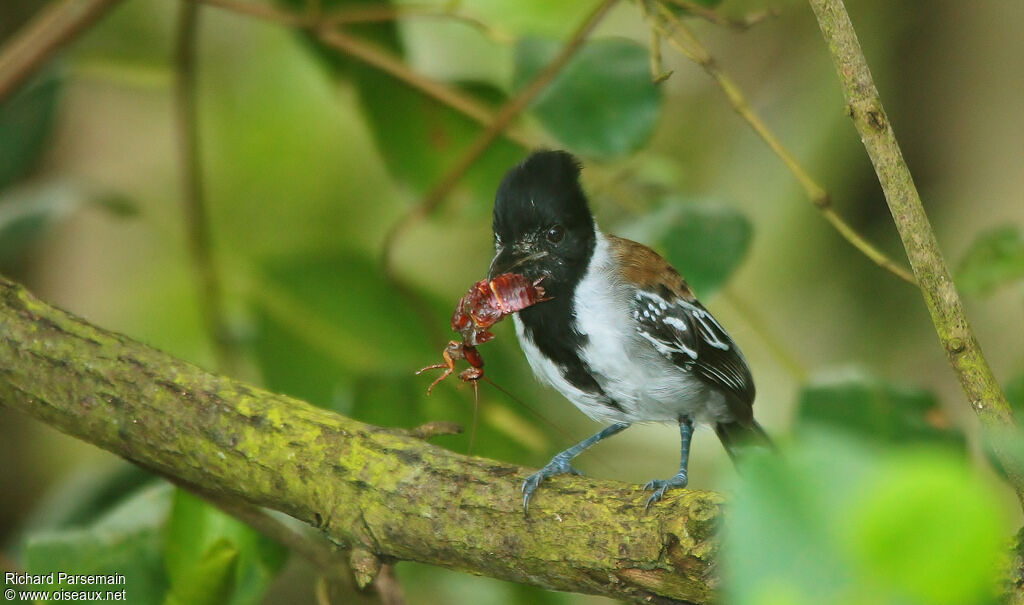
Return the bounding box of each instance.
[487,150,771,512]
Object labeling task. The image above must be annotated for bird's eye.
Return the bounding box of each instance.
[546,224,565,243]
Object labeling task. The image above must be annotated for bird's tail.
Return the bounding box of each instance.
[714,420,775,463]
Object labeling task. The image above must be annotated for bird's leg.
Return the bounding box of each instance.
[643,416,694,509]
[522,422,630,513]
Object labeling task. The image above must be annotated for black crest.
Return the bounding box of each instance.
[492,150,593,243]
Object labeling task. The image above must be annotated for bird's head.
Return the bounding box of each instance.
[489,150,596,299]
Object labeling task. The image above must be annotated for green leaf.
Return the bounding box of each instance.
[795,370,967,452]
[23,483,173,605]
[275,0,522,199]
[623,199,752,297]
[514,37,661,159]
[842,452,1006,605]
[17,463,156,536]
[164,490,286,605]
[956,224,1024,296]
[250,253,434,406]
[0,70,61,189]
[661,202,752,297]
[725,431,1006,605]
[354,77,524,198]
[164,539,239,605]
[1007,374,1024,413]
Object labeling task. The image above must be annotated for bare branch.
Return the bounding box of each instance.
[649,4,917,285]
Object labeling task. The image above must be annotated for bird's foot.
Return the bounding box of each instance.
[642,470,688,510]
[522,456,582,514]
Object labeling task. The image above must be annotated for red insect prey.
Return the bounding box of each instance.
[417,273,548,394]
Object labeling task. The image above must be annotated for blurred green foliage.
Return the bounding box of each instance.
[795,371,966,452]
[23,484,172,603]
[514,37,662,159]
[726,434,1007,605]
[0,71,61,189]
[1,0,1023,604]
[164,491,286,605]
[956,225,1024,297]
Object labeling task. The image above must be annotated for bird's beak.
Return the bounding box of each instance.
[488,243,546,280]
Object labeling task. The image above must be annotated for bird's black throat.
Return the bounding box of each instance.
[516,240,620,410]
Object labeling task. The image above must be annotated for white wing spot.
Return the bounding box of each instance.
[687,305,730,351]
[663,316,688,331]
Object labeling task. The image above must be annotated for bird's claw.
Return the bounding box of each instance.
[643,472,688,510]
[521,458,582,514]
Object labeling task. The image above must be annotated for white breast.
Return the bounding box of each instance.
[516,232,732,426]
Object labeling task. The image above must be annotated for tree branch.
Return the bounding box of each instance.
[174,0,239,375]
[648,3,916,285]
[0,0,125,104]
[0,275,720,605]
[380,0,620,274]
[807,0,1024,508]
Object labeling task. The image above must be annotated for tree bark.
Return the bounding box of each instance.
[807,0,1024,509]
[0,276,720,604]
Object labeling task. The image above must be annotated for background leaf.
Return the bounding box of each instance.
[621,199,752,297]
[725,432,1005,605]
[956,224,1024,296]
[275,0,524,199]
[164,489,286,605]
[0,70,61,190]
[794,370,966,452]
[514,37,661,159]
[23,484,173,605]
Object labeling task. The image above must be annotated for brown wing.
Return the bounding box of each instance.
[609,236,755,412]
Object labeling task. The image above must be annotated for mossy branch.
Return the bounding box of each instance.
[807,0,1024,508]
[0,276,720,605]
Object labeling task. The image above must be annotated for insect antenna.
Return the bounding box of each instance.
[466,378,479,456]
[480,376,616,472]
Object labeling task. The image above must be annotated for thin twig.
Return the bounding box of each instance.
[380,0,621,276]
[319,3,510,42]
[0,0,125,103]
[373,564,407,605]
[198,0,310,25]
[638,1,672,83]
[808,0,1024,510]
[174,0,236,373]
[315,29,532,147]
[661,0,779,31]
[651,4,917,285]
[195,0,532,145]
